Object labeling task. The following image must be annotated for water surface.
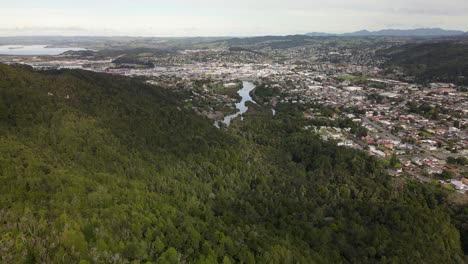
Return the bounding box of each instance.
[220,81,257,127]
[0,45,87,55]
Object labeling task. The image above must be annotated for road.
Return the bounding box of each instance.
[362,116,401,141]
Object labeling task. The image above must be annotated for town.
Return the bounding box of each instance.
[1,39,467,193]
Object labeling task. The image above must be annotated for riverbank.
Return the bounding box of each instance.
[215,81,257,128]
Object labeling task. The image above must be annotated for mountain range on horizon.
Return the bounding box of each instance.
[0,28,467,40]
[306,28,467,37]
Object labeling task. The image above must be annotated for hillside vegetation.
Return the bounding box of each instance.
[381,41,468,85]
[0,64,465,263]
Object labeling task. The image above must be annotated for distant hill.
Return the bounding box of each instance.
[306,28,466,37]
[224,35,317,49]
[61,49,96,57]
[228,46,265,56]
[380,40,468,84]
[345,28,466,37]
[304,32,334,37]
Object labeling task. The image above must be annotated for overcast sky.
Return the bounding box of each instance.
[0,0,467,36]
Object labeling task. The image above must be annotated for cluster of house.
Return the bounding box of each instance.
[252,69,467,190]
[2,45,466,192]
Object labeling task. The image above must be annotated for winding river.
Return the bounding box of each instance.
[217,81,257,127]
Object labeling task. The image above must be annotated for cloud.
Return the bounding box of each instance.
[0,26,87,32]
[0,1,466,36]
[0,26,88,36]
[387,7,468,16]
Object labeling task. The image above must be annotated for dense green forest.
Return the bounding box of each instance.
[0,64,466,263]
[381,41,468,85]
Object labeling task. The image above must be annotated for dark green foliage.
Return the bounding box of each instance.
[447,157,468,166]
[225,35,316,49]
[112,56,155,68]
[390,152,399,168]
[437,170,456,180]
[381,41,468,85]
[251,82,281,105]
[0,64,465,263]
[448,201,468,257]
[406,101,449,120]
[228,47,265,56]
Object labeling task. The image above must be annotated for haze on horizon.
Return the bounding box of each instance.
[1,0,467,37]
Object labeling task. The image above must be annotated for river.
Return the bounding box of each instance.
[216,81,257,127]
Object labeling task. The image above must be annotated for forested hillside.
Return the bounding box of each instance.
[381,41,468,85]
[0,64,465,263]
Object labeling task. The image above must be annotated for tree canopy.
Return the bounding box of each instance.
[0,64,465,263]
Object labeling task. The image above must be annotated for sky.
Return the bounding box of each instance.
[0,0,467,37]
